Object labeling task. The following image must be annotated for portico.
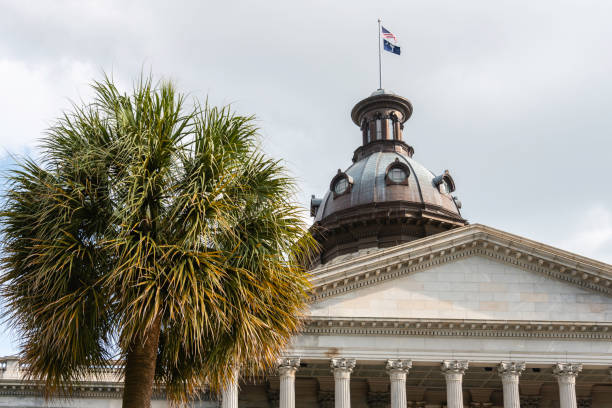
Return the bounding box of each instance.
[238,224,612,407]
[222,359,611,407]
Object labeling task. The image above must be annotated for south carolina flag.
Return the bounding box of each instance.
[382,26,400,55]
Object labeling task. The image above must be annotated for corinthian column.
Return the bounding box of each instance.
[553,363,582,408]
[498,361,525,408]
[441,360,468,408]
[331,358,356,408]
[387,359,412,408]
[278,357,300,408]
[221,367,238,408]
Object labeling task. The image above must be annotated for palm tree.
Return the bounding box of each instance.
[0,74,314,407]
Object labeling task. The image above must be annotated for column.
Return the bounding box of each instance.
[222,367,238,408]
[441,360,468,408]
[382,117,391,140]
[387,359,412,408]
[553,363,582,408]
[498,362,525,408]
[331,358,356,408]
[278,357,300,408]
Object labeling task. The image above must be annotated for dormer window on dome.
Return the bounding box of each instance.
[385,158,410,186]
[433,170,456,194]
[330,170,353,198]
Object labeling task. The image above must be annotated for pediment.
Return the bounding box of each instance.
[309,255,612,323]
[309,224,612,304]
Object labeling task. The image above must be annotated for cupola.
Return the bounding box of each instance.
[310,90,467,265]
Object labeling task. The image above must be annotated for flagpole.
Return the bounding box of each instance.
[377,18,382,90]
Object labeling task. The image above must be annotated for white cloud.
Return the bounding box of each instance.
[0,58,97,156]
[558,204,612,264]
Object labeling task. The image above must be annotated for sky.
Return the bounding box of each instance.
[1,0,611,354]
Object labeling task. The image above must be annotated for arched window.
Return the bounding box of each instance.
[330,170,354,198]
[385,158,410,186]
[433,170,456,194]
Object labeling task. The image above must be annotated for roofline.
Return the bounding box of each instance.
[308,224,612,301]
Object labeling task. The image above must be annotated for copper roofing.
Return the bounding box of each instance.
[314,150,461,223]
[309,90,467,264]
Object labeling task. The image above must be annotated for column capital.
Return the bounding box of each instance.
[441,360,469,375]
[386,359,413,374]
[331,357,356,374]
[278,356,300,376]
[553,362,583,378]
[498,361,526,377]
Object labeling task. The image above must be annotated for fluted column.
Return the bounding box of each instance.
[278,357,300,408]
[498,362,525,408]
[331,358,356,408]
[553,363,582,408]
[441,360,468,408]
[387,359,412,408]
[221,367,238,408]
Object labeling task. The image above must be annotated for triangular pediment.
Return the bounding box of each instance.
[308,224,612,307]
[309,255,612,323]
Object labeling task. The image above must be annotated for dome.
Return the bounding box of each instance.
[310,90,467,264]
[313,150,462,223]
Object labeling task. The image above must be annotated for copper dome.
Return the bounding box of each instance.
[310,90,467,264]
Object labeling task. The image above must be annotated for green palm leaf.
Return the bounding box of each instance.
[1,73,315,407]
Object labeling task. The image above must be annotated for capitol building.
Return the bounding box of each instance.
[2,90,612,408]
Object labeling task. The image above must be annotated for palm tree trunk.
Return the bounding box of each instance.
[122,314,162,408]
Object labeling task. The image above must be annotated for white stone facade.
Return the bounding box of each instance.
[2,225,612,407]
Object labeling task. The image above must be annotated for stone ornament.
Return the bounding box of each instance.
[330,358,356,373]
[497,361,526,377]
[553,363,583,377]
[386,359,413,373]
[498,361,525,408]
[440,360,469,375]
[278,357,300,375]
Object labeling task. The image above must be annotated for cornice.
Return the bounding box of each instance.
[302,316,612,340]
[0,379,211,400]
[0,380,125,398]
[308,224,612,302]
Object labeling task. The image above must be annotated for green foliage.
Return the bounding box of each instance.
[0,74,314,402]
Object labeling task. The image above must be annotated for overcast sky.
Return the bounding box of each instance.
[1,0,611,354]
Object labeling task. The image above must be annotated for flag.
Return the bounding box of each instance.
[381,26,397,42]
[383,39,400,55]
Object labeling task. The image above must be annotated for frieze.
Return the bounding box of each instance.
[0,380,210,400]
[302,317,612,340]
